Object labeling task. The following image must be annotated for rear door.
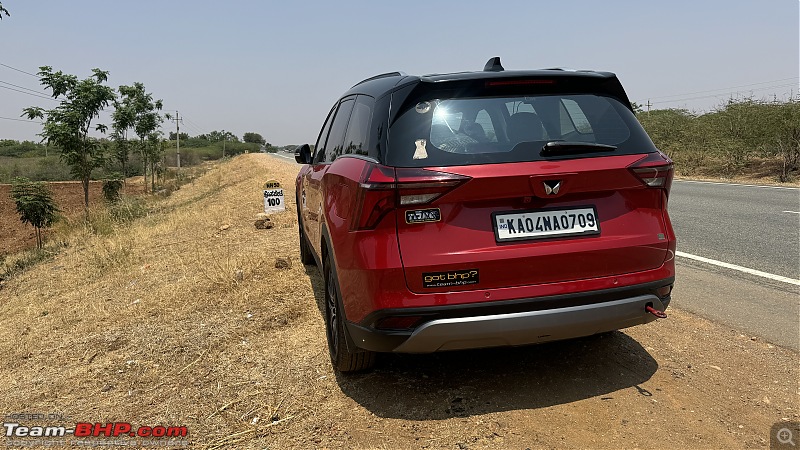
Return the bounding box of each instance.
[303,98,354,255]
[389,88,673,293]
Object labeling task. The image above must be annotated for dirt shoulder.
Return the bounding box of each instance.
[0,154,796,449]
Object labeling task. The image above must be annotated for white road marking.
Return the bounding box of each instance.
[783,211,800,214]
[673,179,799,190]
[270,152,296,161]
[676,251,800,286]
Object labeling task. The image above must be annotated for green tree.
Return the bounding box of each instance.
[10,177,59,249]
[142,132,166,192]
[22,66,116,219]
[243,132,265,145]
[117,83,163,192]
[168,131,189,141]
[206,130,238,143]
[111,87,138,178]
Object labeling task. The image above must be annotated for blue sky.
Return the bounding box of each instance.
[1,0,798,145]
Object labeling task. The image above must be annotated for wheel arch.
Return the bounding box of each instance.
[320,224,362,354]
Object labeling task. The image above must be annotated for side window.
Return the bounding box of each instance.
[561,98,593,134]
[313,103,338,164]
[475,109,497,142]
[340,95,373,157]
[505,101,536,115]
[322,98,355,163]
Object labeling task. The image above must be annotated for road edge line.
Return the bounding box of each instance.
[676,251,800,286]
[673,179,799,190]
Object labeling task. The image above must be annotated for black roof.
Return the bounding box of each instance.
[341,62,630,109]
[346,68,617,94]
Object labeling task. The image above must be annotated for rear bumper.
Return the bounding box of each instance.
[345,279,672,353]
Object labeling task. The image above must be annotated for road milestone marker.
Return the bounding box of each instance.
[263,180,285,214]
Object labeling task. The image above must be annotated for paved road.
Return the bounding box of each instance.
[670,180,799,350]
[269,151,298,163]
[670,180,800,280]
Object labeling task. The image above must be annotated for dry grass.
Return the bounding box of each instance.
[0,154,335,448]
[1,154,797,450]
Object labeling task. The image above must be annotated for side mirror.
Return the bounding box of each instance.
[295,144,311,164]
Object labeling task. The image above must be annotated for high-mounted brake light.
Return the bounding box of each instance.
[485,79,555,87]
[351,164,470,230]
[629,152,674,192]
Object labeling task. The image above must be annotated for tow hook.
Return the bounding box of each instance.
[645,305,667,319]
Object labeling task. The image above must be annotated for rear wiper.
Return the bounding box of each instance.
[540,141,617,156]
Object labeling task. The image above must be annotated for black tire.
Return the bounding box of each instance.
[297,206,315,266]
[324,254,376,372]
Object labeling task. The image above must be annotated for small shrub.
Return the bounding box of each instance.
[102,174,125,203]
[10,177,59,249]
[110,196,148,224]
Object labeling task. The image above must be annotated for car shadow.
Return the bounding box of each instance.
[337,332,658,420]
[303,263,325,317]
[303,264,659,420]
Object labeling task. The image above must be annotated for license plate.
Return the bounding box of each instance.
[493,207,600,242]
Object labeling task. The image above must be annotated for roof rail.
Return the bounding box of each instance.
[352,72,406,88]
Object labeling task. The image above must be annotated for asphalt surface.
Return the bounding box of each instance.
[669,179,799,350]
[670,180,800,280]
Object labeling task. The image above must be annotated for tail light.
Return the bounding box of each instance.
[629,152,674,194]
[351,163,470,230]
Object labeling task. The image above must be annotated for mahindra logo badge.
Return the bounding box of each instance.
[543,180,561,195]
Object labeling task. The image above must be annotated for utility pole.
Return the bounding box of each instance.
[167,111,183,169]
[646,99,652,114]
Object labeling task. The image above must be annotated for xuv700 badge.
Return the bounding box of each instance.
[405,208,441,224]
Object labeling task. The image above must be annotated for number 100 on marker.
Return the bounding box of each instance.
[264,189,285,213]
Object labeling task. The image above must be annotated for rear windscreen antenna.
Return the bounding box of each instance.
[484,57,504,72]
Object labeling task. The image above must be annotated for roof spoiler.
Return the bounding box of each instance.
[352,72,406,88]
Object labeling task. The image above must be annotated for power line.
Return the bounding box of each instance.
[0,116,43,124]
[0,62,39,78]
[182,120,204,136]
[0,80,49,96]
[652,83,799,105]
[0,84,54,101]
[179,113,207,135]
[647,77,799,101]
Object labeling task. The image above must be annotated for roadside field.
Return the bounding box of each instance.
[0,181,143,255]
[0,154,796,449]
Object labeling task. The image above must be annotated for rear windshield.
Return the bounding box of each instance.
[386,93,654,167]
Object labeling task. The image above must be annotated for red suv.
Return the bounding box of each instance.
[295,58,675,372]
